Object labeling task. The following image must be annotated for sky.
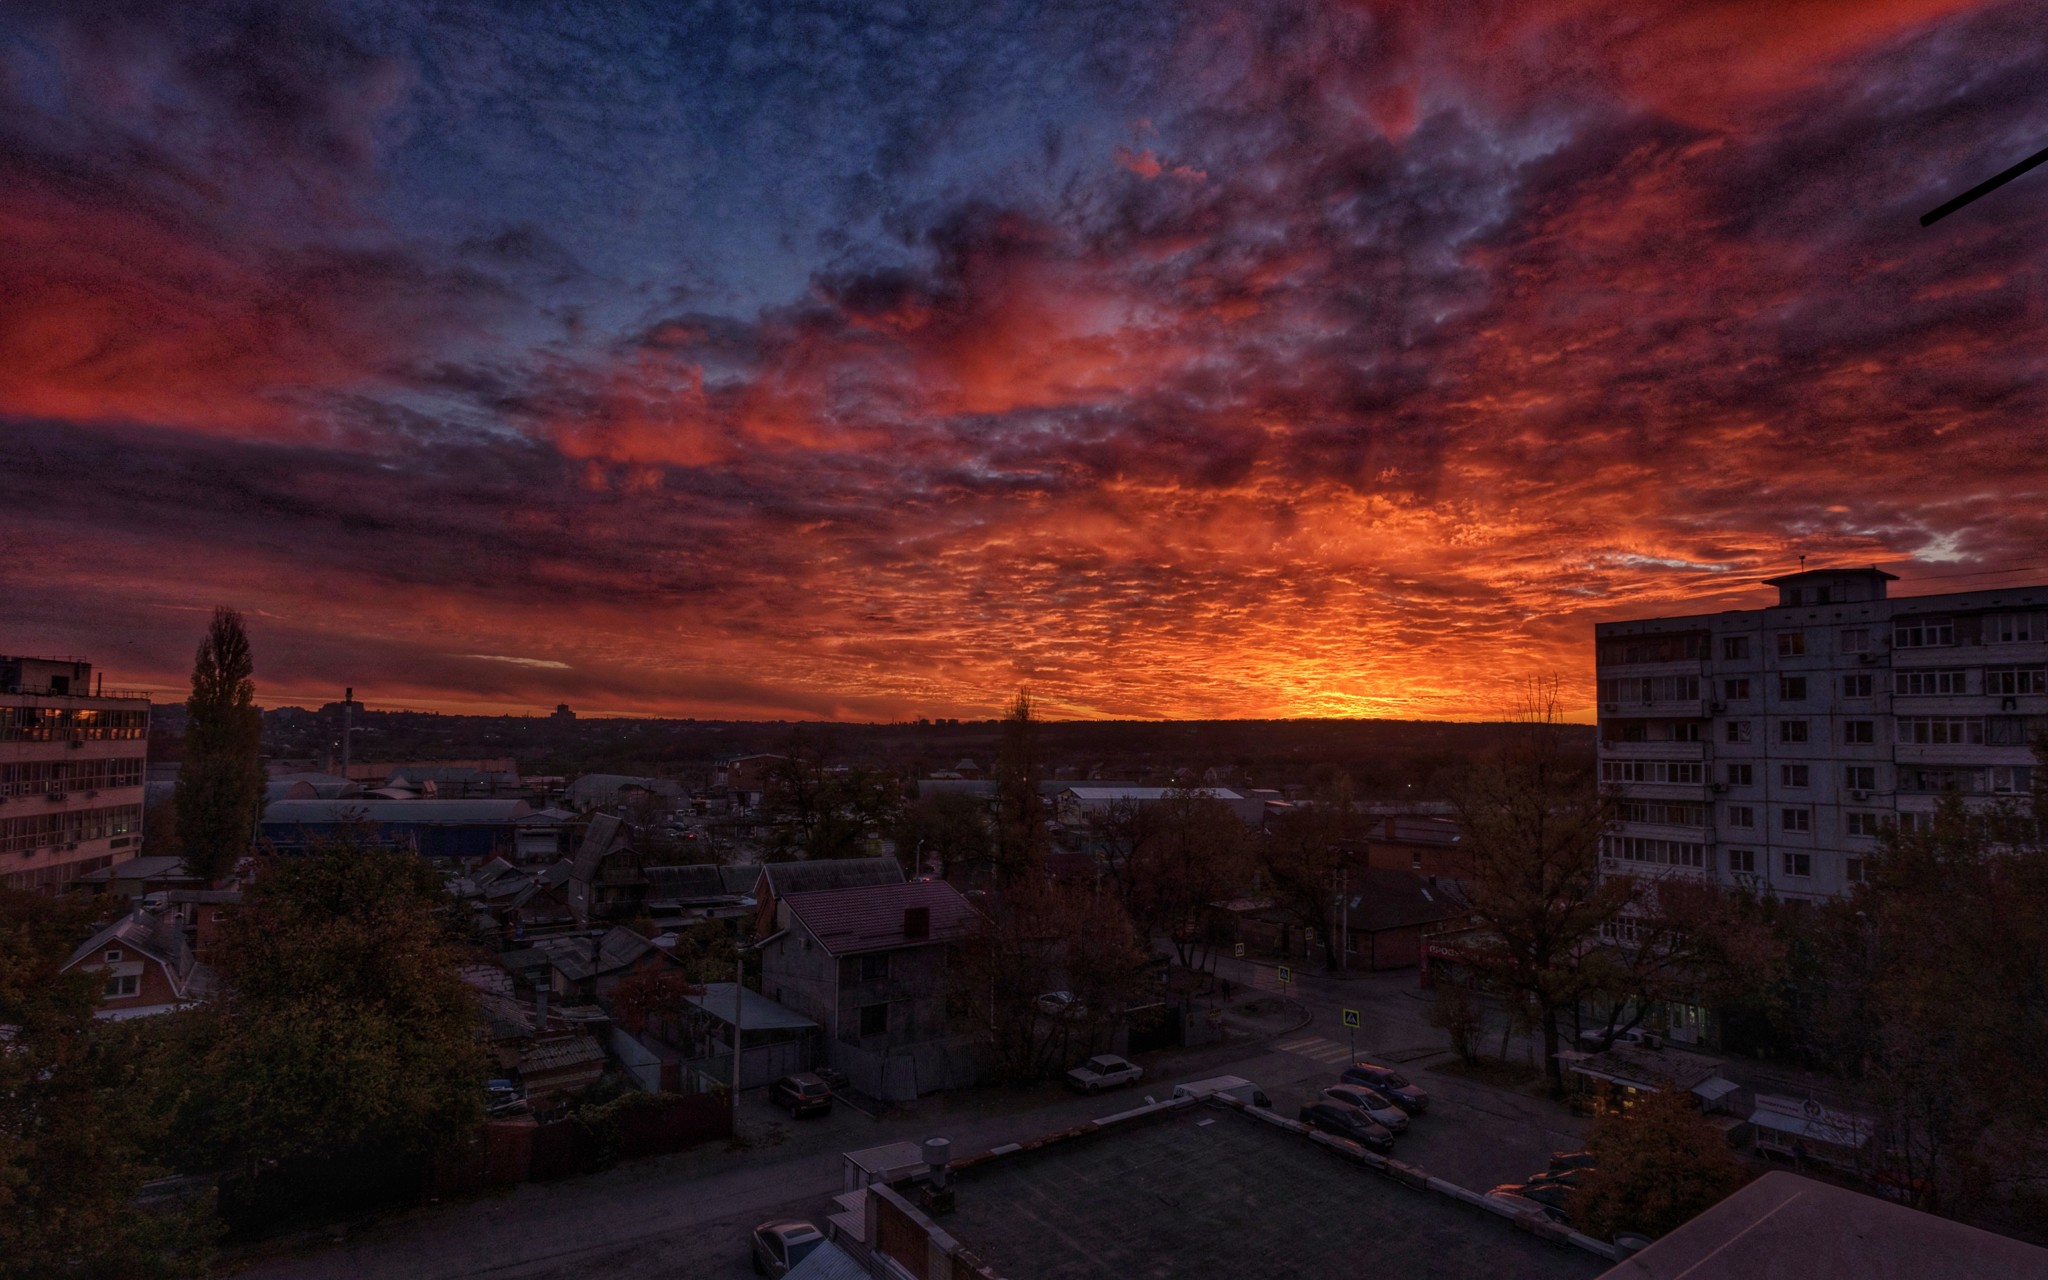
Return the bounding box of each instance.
[2,0,2045,722]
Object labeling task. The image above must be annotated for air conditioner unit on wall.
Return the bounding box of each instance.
[1851,789,1870,801]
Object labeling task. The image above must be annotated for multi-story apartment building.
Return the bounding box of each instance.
[1,656,150,893]
[1594,568,2045,904]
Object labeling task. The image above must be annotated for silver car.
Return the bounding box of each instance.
[1321,1083,1409,1132]
[751,1220,826,1277]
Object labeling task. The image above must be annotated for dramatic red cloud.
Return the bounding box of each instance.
[2,0,2043,722]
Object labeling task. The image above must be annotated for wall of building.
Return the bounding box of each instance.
[0,682,150,893]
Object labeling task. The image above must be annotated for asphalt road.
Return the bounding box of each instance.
[236,967,1586,1280]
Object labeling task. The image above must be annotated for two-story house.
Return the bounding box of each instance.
[757,878,982,1097]
[62,906,214,1019]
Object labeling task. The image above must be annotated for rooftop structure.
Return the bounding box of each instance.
[778,879,983,956]
[1594,570,2048,901]
[1596,1170,2048,1280]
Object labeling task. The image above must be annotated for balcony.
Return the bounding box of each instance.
[1597,740,1706,760]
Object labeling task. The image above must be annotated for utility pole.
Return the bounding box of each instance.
[1329,865,1351,973]
[341,687,357,777]
[733,949,745,1120]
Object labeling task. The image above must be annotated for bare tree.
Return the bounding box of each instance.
[1442,677,1625,1091]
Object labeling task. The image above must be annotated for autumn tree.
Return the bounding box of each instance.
[1130,786,1250,970]
[1797,789,2048,1217]
[1442,678,1625,1091]
[988,692,1048,885]
[1258,802,1356,972]
[1574,877,1787,1052]
[0,891,214,1278]
[175,836,488,1207]
[1569,1086,1751,1240]
[173,608,265,884]
[953,883,1151,1082]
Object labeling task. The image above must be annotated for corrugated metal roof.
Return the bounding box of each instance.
[785,1240,867,1280]
[1060,786,1245,802]
[261,798,534,824]
[687,983,819,1032]
[781,879,981,956]
[758,857,904,900]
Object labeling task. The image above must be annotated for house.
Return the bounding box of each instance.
[565,814,642,923]
[1349,814,1470,879]
[1054,786,1267,829]
[533,925,682,1002]
[561,773,685,813]
[1334,869,1475,970]
[641,862,757,924]
[63,907,214,1019]
[750,856,905,935]
[70,854,206,899]
[757,879,983,1099]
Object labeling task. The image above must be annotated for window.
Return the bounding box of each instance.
[1845,857,1869,884]
[1841,673,1874,698]
[1783,851,1812,877]
[859,1003,889,1037]
[104,949,123,963]
[1672,722,1702,742]
[1727,805,1755,828]
[1781,808,1811,833]
[1601,760,1705,785]
[1604,835,1705,867]
[1846,812,1886,838]
[1897,811,1931,834]
[858,953,890,982]
[1722,678,1750,700]
[1778,675,1807,701]
[1600,635,1710,665]
[1843,720,1875,744]
[1777,633,1805,657]
[1723,636,1750,660]
[1845,765,1878,791]
[103,974,139,998]
[1985,666,2047,697]
[1728,848,1756,874]
[1984,612,2040,644]
[1990,765,2035,794]
[1895,669,1967,696]
[1897,716,1984,745]
[1726,763,1753,786]
[1621,801,1708,826]
[1894,617,1954,648]
[1780,764,1810,787]
[1726,720,1752,743]
[1779,720,1808,744]
[1840,628,1870,654]
[1410,850,1421,870]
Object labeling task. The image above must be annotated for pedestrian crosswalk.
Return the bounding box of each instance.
[1274,1035,1356,1065]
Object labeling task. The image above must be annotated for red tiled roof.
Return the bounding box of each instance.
[781,879,982,956]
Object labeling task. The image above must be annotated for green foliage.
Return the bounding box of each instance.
[1571,1087,1751,1241]
[173,608,265,883]
[178,840,488,1173]
[0,892,216,1279]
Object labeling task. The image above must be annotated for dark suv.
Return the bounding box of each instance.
[769,1072,834,1117]
[1297,1101,1393,1152]
[1340,1062,1429,1114]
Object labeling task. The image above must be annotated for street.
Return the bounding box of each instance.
[236,962,1586,1280]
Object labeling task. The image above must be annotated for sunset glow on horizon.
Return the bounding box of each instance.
[3,1,2044,722]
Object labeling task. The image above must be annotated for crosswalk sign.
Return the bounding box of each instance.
[1234,942,1245,959]
[1342,1008,1361,1029]
[1277,965,1293,985]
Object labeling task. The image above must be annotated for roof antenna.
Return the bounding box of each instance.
[1798,554,1807,572]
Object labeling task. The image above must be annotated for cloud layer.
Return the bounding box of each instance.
[2,0,2044,719]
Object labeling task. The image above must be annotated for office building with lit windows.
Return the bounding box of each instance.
[1593,568,2046,903]
[1,656,150,893]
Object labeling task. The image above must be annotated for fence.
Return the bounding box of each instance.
[433,1092,733,1195]
[828,1036,982,1102]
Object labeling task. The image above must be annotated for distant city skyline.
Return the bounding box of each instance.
[4,2,2044,721]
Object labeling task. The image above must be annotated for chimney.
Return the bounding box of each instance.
[923,1137,951,1189]
[903,905,930,940]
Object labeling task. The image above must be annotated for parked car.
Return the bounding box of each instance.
[1297,1101,1394,1152]
[1320,1084,1409,1132]
[1067,1054,1143,1093]
[1494,1181,1572,1217]
[768,1073,834,1117]
[1035,991,1087,1019]
[1486,1188,1568,1224]
[1526,1167,1583,1189]
[1340,1062,1429,1113]
[1172,1075,1272,1108]
[484,1079,529,1117]
[1549,1151,1599,1172]
[751,1220,826,1276]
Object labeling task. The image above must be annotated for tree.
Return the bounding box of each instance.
[1425,981,1484,1066]
[989,693,1048,885]
[1128,787,1249,970]
[1795,787,2048,1217]
[953,884,1151,1082]
[173,609,264,884]
[1258,803,1355,972]
[0,891,214,1278]
[892,792,991,878]
[1442,678,1625,1091]
[1570,1086,1751,1240]
[176,837,488,1197]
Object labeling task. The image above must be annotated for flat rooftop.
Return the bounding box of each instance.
[943,1105,1604,1280]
